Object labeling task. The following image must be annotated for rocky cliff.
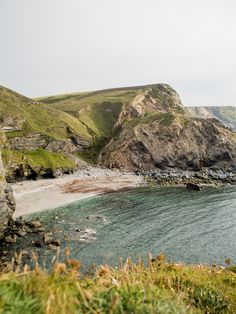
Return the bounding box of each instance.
[0,130,15,239]
[99,85,236,172]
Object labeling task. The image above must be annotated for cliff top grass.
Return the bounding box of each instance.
[37,84,183,139]
[0,86,92,142]
[0,256,235,314]
[38,87,142,139]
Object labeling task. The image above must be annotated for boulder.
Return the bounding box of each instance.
[43,232,60,246]
[4,234,17,244]
[186,183,202,191]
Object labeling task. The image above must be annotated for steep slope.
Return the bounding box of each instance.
[19,83,236,175]
[98,86,236,172]
[0,130,15,239]
[0,86,93,181]
[39,84,185,162]
[186,106,236,130]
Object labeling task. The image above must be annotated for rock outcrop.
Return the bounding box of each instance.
[99,85,236,172]
[0,130,15,239]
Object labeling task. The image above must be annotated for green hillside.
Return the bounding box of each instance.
[0,86,91,141]
[37,87,143,138]
[0,86,93,180]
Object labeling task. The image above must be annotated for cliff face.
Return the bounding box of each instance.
[0,130,15,239]
[99,85,236,172]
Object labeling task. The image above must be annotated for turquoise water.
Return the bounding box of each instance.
[25,185,236,267]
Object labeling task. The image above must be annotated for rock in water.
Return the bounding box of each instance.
[186,183,202,191]
[0,130,15,239]
[43,232,60,246]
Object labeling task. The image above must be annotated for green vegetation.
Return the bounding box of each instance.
[38,88,142,139]
[124,112,177,130]
[0,86,92,141]
[2,149,76,171]
[76,138,108,164]
[0,257,235,313]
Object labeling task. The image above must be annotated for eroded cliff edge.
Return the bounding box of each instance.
[99,85,236,175]
[0,130,15,239]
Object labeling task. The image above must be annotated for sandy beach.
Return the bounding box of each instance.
[12,168,144,217]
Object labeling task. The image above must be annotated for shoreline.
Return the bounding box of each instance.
[12,167,236,217]
[12,168,144,217]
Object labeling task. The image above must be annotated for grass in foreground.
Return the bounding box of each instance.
[0,254,235,314]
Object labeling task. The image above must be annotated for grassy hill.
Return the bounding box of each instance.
[0,86,93,180]
[1,83,186,175]
[37,87,143,138]
[38,84,186,163]
[37,84,185,138]
[0,258,235,313]
[0,86,91,141]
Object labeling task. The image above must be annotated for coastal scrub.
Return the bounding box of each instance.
[0,256,235,313]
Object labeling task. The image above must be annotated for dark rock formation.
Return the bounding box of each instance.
[0,131,15,239]
[99,85,236,174]
[186,183,202,191]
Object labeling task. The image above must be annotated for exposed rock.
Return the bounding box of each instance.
[0,130,15,239]
[4,234,17,244]
[186,183,202,191]
[15,217,26,227]
[27,220,42,229]
[43,232,54,245]
[8,133,47,150]
[5,163,75,183]
[48,244,60,250]
[100,85,236,174]
[32,240,43,248]
[15,229,27,237]
[43,232,60,246]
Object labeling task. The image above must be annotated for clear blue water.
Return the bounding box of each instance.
[27,186,236,267]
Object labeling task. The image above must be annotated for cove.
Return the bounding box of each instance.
[8,186,236,267]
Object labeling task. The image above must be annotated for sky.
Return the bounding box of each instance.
[0,0,236,106]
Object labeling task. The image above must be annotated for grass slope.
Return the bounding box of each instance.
[38,87,145,163]
[37,87,143,138]
[0,86,91,141]
[0,258,235,314]
[0,86,94,174]
[2,149,76,171]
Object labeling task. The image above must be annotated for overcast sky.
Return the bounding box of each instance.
[0,0,236,106]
